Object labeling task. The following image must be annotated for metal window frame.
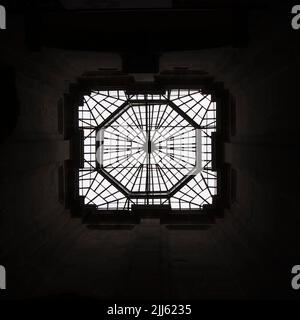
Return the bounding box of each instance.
[64,73,232,223]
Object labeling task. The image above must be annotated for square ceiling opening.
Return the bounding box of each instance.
[77,89,217,212]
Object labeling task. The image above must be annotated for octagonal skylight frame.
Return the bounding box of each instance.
[78,89,217,211]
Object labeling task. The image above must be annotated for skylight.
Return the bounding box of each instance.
[78,89,217,211]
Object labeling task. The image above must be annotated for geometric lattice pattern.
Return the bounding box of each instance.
[78,89,217,211]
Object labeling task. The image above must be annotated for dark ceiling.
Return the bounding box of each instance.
[4,0,280,12]
[3,0,286,72]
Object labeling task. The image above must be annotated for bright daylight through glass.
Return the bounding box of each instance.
[78,89,217,211]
